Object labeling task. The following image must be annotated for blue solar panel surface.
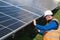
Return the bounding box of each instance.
[0,0,43,40]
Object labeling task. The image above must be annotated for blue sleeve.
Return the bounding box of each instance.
[36,21,58,31]
[39,30,45,35]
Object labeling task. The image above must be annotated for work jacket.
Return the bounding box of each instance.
[43,19,60,40]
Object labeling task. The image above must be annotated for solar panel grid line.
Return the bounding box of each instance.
[0,24,13,31]
[0,5,12,7]
[0,12,26,23]
[4,10,19,14]
[0,13,6,18]
[0,20,18,28]
[1,12,39,21]
[0,25,5,31]
[0,0,40,17]
[0,14,6,18]
[21,14,42,22]
[0,23,13,31]
[16,14,37,20]
[0,28,12,40]
[0,12,20,17]
[3,11,30,17]
[21,14,37,20]
[0,27,5,31]
[32,6,44,12]
[21,16,34,20]
[0,0,14,6]
[0,18,12,23]
[5,21,19,28]
[19,6,44,15]
[0,28,5,31]
[0,15,6,18]
[9,12,34,20]
[0,8,21,14]
[0,16,11,22]
[0,17,12,23]
[0,10,26,18]
[1,19,21,27]
[0,5,43,17]
[7,12,29,17]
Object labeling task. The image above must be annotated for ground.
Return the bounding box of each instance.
[5,6,60,40]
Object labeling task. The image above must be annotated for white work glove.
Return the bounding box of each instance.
[37,29,40,32]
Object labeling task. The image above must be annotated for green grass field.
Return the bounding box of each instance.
[5,6,60,40]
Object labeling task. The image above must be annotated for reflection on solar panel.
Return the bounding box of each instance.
[0,0,43,40]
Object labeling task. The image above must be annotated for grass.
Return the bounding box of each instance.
[53,9,60,21]
[5,6,60,40]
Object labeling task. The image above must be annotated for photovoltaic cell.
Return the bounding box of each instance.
[0,28,12,37]
[0,0,44,40]
[1,19,18,26]
[0,25,4,30]
[8,21,25,30]
[18,6,43,15]
[0,13,5,18]
[0,16,11,22]
[0,1,11,7]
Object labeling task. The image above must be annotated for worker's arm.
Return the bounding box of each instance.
[33,20,45,35]
[36,20,58,31]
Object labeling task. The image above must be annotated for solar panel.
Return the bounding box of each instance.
[0,0,43,40]
[2,0,59,10]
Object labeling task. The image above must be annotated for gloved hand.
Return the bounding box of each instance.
[33,20,36,26]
